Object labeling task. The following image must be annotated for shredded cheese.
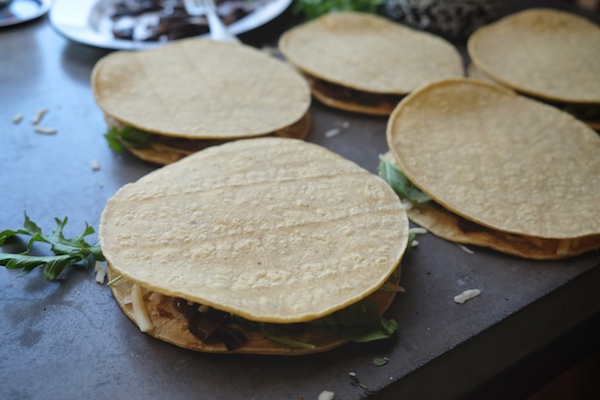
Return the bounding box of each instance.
[318,391,335,400]
[131,284,154,332]
[457,244,474,254]
[197,304,210,313]
[324,128,341,138]
[13,114,23,124]
[94,261,107,284]
[382,282,406,293]
[91,159,101,171]
[34,126,57,135]
[556,239,571,255]
[525,236,544,248]
[31,108,48,124]
[148,291,163,302]
[454,289,481,304]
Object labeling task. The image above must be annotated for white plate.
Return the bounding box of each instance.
[0,0,52,28]
[49,0,292,50]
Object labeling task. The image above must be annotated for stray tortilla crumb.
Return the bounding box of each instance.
[13,114,23,124]
[454,289,481,304]
[34,126,57,135]
[32,108,48,124]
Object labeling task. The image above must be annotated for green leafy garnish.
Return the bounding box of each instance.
[293,0,383,20]
[104,125,154,152]
[0,213,105,280]
[311,298,398,342]
[378,155,431,204]
[372,356,389,366]
[258,323,317,350]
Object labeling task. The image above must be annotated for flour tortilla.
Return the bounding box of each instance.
[92,39,311,163]
[468,8,600,104]
[100,138,409,353]
[279,12,464,114]
[386,79,600,259]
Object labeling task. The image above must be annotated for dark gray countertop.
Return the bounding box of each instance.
[1,1,599,399]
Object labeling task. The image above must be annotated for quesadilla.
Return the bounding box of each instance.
[467,8,600,130]
[100,138,409,354]
[92,39,311,165]
[381,78,600,260]
[278,12,464,116]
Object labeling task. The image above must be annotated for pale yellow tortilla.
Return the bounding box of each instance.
[387,79,600,245]
[100,138,409,326]
[92,38,311,139]
[108,265,402,355]
[279,12,464,96]
[406,202,600,260]
[466,64,600,131]
[468,8,600,104]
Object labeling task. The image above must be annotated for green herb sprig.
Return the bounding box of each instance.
[0,213,105,280]
[293,0,384,20]
[377,155,431,204]
[311,297,399,342]
[104,125,154,153]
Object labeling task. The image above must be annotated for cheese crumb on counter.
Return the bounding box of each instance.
[324,128,341,138]
[34,126,57,135]
[94,261,107,284]
[91,159,101,171]
[318,391,334,400]
[457,244,474,254]
[31,108,48,124]
[454,289,481,304]
[13,114,23,124]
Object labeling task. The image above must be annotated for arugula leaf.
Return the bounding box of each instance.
[377,155,431,204]
[104,125,154,153]
[372,356,389,366]
[293,0,384,20]
[311,298,398,342]
[0,213,105,280]
[258,323,316,350]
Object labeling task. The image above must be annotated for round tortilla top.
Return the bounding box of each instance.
[468,8,600,103]
[278,12,464,94]
[92,39,311,139]
[387,79,600,239]
[100,138,409,323]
